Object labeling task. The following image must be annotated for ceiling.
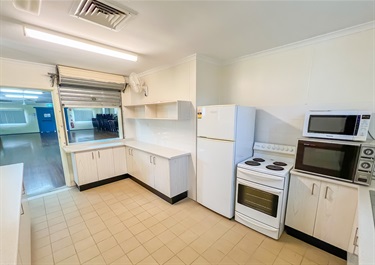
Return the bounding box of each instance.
[0,1,374,76]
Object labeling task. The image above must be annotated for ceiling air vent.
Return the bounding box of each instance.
[71,0,137,31]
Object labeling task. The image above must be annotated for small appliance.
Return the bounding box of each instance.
[303,110,371,142]
[235,142,295,239]
[294,138,375,186]
[197,104,256,218]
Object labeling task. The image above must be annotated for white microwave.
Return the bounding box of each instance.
[303,110,372,142]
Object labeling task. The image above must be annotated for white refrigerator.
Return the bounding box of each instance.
[197,104,256,218]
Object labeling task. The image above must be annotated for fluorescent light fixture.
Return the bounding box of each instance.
[5,94,38,99]
[0,88,43,94]
[24,25,138,62]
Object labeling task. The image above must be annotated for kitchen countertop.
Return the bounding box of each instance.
[357,180,375,265]
[0,163,24,265]
[63,139,190,159]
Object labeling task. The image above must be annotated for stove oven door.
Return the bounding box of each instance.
[235,177,283,229]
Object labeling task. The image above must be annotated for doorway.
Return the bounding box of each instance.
[0,88,65,195]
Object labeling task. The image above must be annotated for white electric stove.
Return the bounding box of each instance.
[235,142,296,239]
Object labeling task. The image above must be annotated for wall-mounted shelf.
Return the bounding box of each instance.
[124,100,191,120]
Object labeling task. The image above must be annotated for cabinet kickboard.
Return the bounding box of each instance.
[285,226,347,260]
[129,176,187,204]
[77,174,129,191]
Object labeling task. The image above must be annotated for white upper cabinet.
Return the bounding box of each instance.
[124,101,191,120]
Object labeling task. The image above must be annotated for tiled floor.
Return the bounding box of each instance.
[30,179,346,265]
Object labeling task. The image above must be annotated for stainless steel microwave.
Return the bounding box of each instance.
[302,110,371,142]
[294,139,375,186]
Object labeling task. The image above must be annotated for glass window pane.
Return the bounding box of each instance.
[0,109,26,124]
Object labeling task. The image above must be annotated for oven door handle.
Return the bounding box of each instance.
[237,178,283,196]
[236,211,279,232]
[237,168,283,182]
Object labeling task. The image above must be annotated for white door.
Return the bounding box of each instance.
[113,147,127,176]
[197,105,236,140]
[197,137,235,218]
[285,175,320,236]
[96,148,115,180]
[314,182,357,250]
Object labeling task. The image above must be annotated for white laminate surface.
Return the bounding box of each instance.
[357,180,375,265]
[0,163,24,265]
[63,140,126,153]
[123,140,190,159]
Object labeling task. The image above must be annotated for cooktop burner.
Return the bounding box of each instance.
[273,161,287,167]
[253,158,265,162]
[266,165,284,171]
[245,161,261,166]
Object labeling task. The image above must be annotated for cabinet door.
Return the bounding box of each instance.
[347,209,359,254]
[314,183,357,250]
[154,155,170,196]
[126,147,134,176]
[74,151,98,185]
[132,148,146,182]
[113,147,127,176]
[285,175,321,235]
[135,150,154,186]
[96,149,115,180]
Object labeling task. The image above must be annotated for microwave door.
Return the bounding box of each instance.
[295,140,360,181]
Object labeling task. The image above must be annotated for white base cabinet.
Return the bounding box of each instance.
[17,194,31,265]
[72,146,127,187]
[126,146,188,200]
[286,171,358,251]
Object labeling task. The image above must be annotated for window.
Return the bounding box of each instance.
[0,109,26,124]
[73,109,93,122]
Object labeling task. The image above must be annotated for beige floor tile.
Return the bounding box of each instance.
[66,216,84,227]
[152,245,174,264]
[47,210,64,221]
[280,234,309,256]
[191,256,211,265]
[82,211,99,221]
[129,222,148,235]
[50,228,71,243]
[221,230,244,245]
[124,216,141,228]
[32,221,49,232]
[83,254,106,265]
[143,236,165,254]
[260,237,284,256]
[93,228,112,243]
[301,257,319,265]
[236,237,258,256]
[71,228,91,243]
[55,254,80,265]
[149,222,168,236]
[243,229,265,247]
[51,236,73,253]
[102,245,126,264]
[328,255,346,265]
[227,246,253,265]
[120,236,142,254]
[273,257,293,265]
[278,247,303,265]
[32,254,54,265]
[157,229,177,244]
[177,246,199,265]
[166,236,187,254]
[219,256,238,265]
[137,211,152,222]
[32,235,51,250]
[109,222,127,235]
[245,256,265,265]
[202,247,225,264]
[127,245,150,264]
[142,216,160,228]
[136,229,155,244]
[110,254,132,265]
[252,247,277,265]
[68,222,87,234]
[33,228,50,240]
[49,221,68,234]
[169,223,188,236]
[53,245,76,263]
[179,230,199,245]
[211,239,235,255]
[32,244,52,262]
[97,236,118,253]
[64,211,81,221]
[304,247,331,265]
[74,236,96,252]
[88,222,108,235]
[190,237,214,254]
[138,255,159,265]
[104,215,122,226]
[77,244,101,264]
[164,256,185,265]
[114,228,134,244]
[32,216,48,225]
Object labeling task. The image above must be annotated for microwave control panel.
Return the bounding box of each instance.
[355,145,375,185]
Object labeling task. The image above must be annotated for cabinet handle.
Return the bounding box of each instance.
[353,227,359,246]
[311,183,315,195]
[98,151,100,158]
[131,149,133,156]
[324,186,329,199]
[92,152,94,159]
[153,156,155,165]
[150,156,152,163]
[22,182,25,195]
[20,203,24,215]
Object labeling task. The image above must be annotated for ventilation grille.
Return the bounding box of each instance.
[72,0,136,31]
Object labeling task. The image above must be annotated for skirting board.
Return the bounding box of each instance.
[76,174,128,191]
[129,176,188,204]
[285,226,347,260]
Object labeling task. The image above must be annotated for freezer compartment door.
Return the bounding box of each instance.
[197,105,236,141]
[197,137,236,218]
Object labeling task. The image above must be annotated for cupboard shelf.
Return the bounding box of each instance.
[124,100,191,120]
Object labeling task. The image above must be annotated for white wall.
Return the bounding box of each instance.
[221,26,375,145]
[0,103,54,135]
[123,56,198,199]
